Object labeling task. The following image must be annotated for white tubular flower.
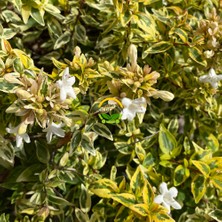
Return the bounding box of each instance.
[199,68,222,89]
[43,122,65,143]
[154,182,181,213]
[6,124,30,147]
[121,97,146,121]
[57,67,76,101]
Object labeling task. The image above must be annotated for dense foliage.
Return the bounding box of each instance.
[1,0,222,221]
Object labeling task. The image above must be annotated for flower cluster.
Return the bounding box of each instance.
[5,67,78,146]
[106,44,174,102]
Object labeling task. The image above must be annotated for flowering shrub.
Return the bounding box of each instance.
[1,0,222,221]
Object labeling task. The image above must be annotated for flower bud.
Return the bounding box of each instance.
[134,81,141,88]
[128,44,137,70]
[16,89,32,100]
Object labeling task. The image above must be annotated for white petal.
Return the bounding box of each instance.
[67,87,76,99]
[6,125,17,134]
[122,98,132,108]
[60,88,67,101]
[199,75,209,83]
[6,127,13,133]
[16,135,23,147]
[62,67,70,80]
[159,182,168,194]
[162,201,171,213]
[215,75,222,81]
[133,97,146,104]
[64,67,69,76]
[67,76,75,86]
[168,187,178,198]
[170,200,182,210]
[154,195,163,204]
[57,79,63,87]
[23,133,30,143]
[133,105,146,114]
[211,81,218,89]
[209,68,216,77]
[52,127,65,138]
[46,131,53,143]
[121,109,136,121]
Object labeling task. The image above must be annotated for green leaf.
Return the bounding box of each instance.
[79,184,91,213]
[54,31,71,50]
[111,193,136,208]
[115,206,131,222]
[16,164,44,182]
[59,152,69,167]
[142,152,155,168]
[92,122,113,140]
[209,209,222,222]
[31,7,45,26]
[90,178,119,198]
[188,47,207,67]
[2,10,21,23]
[135,142,146,162]
[35,140,50,164]
[142,41,173,58]
[0,135,15,168]
[13,58,24,73]
[75,208,90,222]
[192,160,210,177]
[130,165,145,194]
[81,134,96,156]
[158,124,177,156]
[143,179,154,206]
[74,24,87,44]
[172,28,188,43]
[129,203,148,217]
[2,29,17,40]
[44,3,61,15]
[191,174,207,203]
[211,175,222,191]
[21,5,31,24]
[48,193,74,207]
[173,164,189,186]
[206,134,219,152]
[71,130,82,151]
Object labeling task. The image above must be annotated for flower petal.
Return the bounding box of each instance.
[162,200,171,213]
[23,133,31,144]
[122,98,132,108]
[60,88,67,101]
[209,68,216,77]
[168,187,178,198]
[46,131,53,143]
[159,182,168,194]
[210,81,218,89]
[51,126,65,138]
[199,75,209,83]
[67,76,75,86]
[170,200,182,210]
[67,87,76,99]
[121,109,135,121]
[154,195,163,204]
[16,135,23,147]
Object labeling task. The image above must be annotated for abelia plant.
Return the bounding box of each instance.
[0,0,222,222]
